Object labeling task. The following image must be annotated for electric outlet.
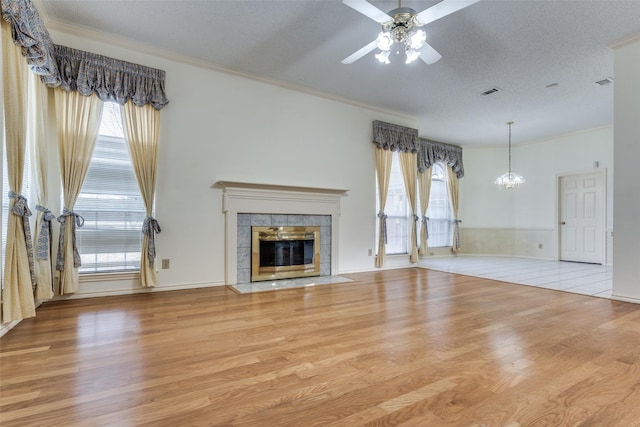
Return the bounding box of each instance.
[162,259,170,269]
[368,249,372,256]
[538,243,543,249]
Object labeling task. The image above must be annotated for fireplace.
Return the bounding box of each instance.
[251,226,320,282]
[216,181,347,285]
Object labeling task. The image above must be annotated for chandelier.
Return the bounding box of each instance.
[495,121,526,189]
[374,7,427,64]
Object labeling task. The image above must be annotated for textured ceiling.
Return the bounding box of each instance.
[36,0,640,146]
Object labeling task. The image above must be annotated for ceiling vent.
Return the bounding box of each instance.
[594,77,614,86]
[480,87,501,96]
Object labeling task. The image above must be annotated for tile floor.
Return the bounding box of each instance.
[421,256,612,298]
[230,275,354,294]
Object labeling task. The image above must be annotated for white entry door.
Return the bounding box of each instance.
[559,172,605,264]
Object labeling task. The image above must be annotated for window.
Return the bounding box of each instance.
[377,157,454,254]
[426,162,454,248]
[75,102,146,273]
[380,154,409,254]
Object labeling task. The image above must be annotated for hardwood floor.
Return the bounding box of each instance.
[2,268,640,426]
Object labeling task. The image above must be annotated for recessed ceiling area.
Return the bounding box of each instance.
[36,0,640,146]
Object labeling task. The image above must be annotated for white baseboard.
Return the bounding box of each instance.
[0,300,44,338]
[0,319,22,338]
[610,294,640,304]
[53,280,227,300]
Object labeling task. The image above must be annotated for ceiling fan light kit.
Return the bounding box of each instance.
[374,8,427,64]
[342,0,479,65]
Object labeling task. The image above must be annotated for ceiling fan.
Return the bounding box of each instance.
[342,0,480,65]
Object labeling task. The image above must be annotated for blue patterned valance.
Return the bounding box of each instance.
[54,45,169,110]
[1,0,59,85]
[417,138,464,178]
[372,120,418,152]
[1,1,169,109]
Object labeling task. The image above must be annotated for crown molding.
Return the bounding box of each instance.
[461,124,613,149]
[608,32,640,50]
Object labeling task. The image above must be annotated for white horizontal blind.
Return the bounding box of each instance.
[75,102,146,273]
[426,162,454,247]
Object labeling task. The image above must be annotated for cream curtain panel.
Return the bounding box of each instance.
[446,165,461,252]
[417,167,433,256]
[2,19,36,323]
[122,102,161,287]
[374,147,392,268]
[55,89,103,294]
[399,151,418,263]
[29,71,55,300]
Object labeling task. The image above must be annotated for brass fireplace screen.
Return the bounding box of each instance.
[251,226,320,282]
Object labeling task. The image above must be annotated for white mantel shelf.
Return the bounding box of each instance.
[215,181,349,196]
[216,180,347,285]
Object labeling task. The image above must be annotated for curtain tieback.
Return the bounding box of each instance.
[36,205,56,261]
[377,210,388,244]
[453,219,462,249]
[422,216,430,240]
[412,215,420,239]
[142,216,162,267]
[9,192,36,286]
[56,209,85,271]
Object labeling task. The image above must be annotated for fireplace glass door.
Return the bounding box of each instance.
[251,226,320,282]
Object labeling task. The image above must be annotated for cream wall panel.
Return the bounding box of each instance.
[460,228,556,260]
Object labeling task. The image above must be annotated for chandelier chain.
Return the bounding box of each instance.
[508,121,513,174]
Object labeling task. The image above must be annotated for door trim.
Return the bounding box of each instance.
[556,169,607,264]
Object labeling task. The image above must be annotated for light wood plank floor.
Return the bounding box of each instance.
[2,268,640,426]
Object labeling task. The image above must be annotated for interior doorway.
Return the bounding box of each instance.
[558,171,605,264]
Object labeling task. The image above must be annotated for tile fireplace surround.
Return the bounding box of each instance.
[237,214,330,284]
[216,181,348,285]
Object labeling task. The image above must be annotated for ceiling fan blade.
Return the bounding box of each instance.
[416,0,480,26]
[343,0,391,24]
[342,40,378,64]
[419,42,443,65]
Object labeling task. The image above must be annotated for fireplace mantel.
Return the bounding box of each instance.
[215,181,348,196]
[216,181,348,285]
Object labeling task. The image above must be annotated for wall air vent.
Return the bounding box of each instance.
[480,87,501,96]
[594,77,614,86]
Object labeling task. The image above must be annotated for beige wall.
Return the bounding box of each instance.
[45,28,418,297]
[612,34,640,302]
